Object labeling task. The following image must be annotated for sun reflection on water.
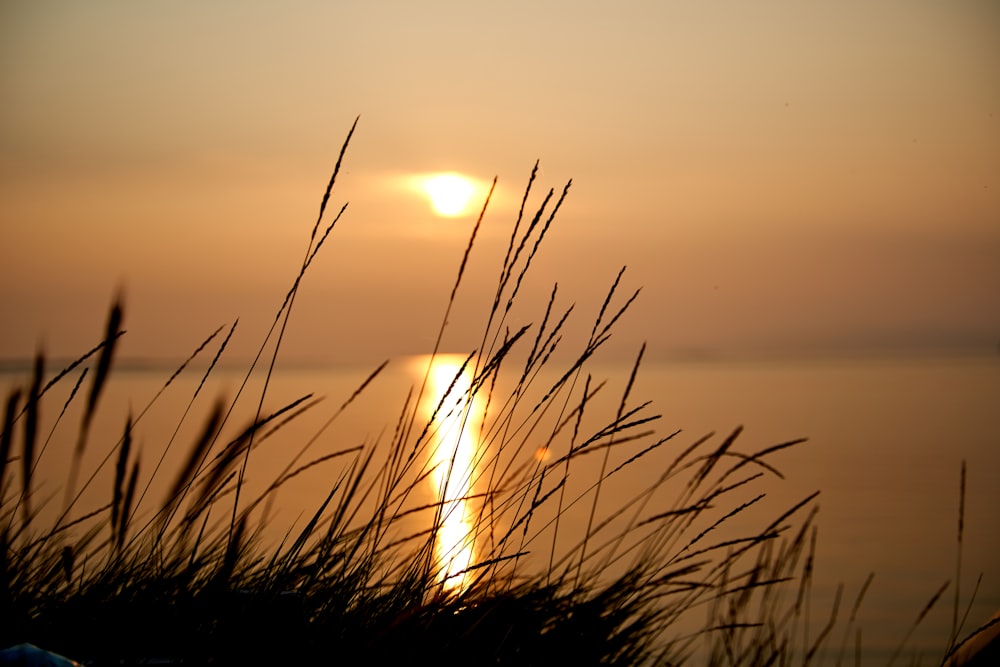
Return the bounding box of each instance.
[414,354,484,592]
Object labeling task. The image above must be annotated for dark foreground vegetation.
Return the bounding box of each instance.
[1,122,994,666]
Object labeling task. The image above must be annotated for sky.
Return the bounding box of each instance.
[1,1,998,365]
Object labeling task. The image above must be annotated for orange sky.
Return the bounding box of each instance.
[1,1,998,364]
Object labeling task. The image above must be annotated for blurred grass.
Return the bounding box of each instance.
[0,122,988,666]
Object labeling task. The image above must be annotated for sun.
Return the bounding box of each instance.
[423,173,476,217]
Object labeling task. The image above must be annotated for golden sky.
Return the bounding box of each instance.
[1,1,998,363]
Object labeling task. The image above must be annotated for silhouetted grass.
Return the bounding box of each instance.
[0,122,992,666]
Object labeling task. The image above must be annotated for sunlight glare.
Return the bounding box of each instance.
[424,173,476,217]
[415,354,484,592]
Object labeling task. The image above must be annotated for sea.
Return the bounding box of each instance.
[2,352,998,663]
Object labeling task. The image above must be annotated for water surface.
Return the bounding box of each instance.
[4,354,997,661]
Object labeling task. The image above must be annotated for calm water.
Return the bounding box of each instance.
[4,354,998,661]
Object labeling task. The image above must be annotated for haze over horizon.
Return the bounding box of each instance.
[2,2,998,365]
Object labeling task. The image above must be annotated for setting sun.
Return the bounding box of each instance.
[423,173,476,217]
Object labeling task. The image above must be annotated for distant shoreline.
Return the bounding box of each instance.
[0,345,995,377]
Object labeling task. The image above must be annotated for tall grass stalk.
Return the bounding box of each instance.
[0,123,990,666]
